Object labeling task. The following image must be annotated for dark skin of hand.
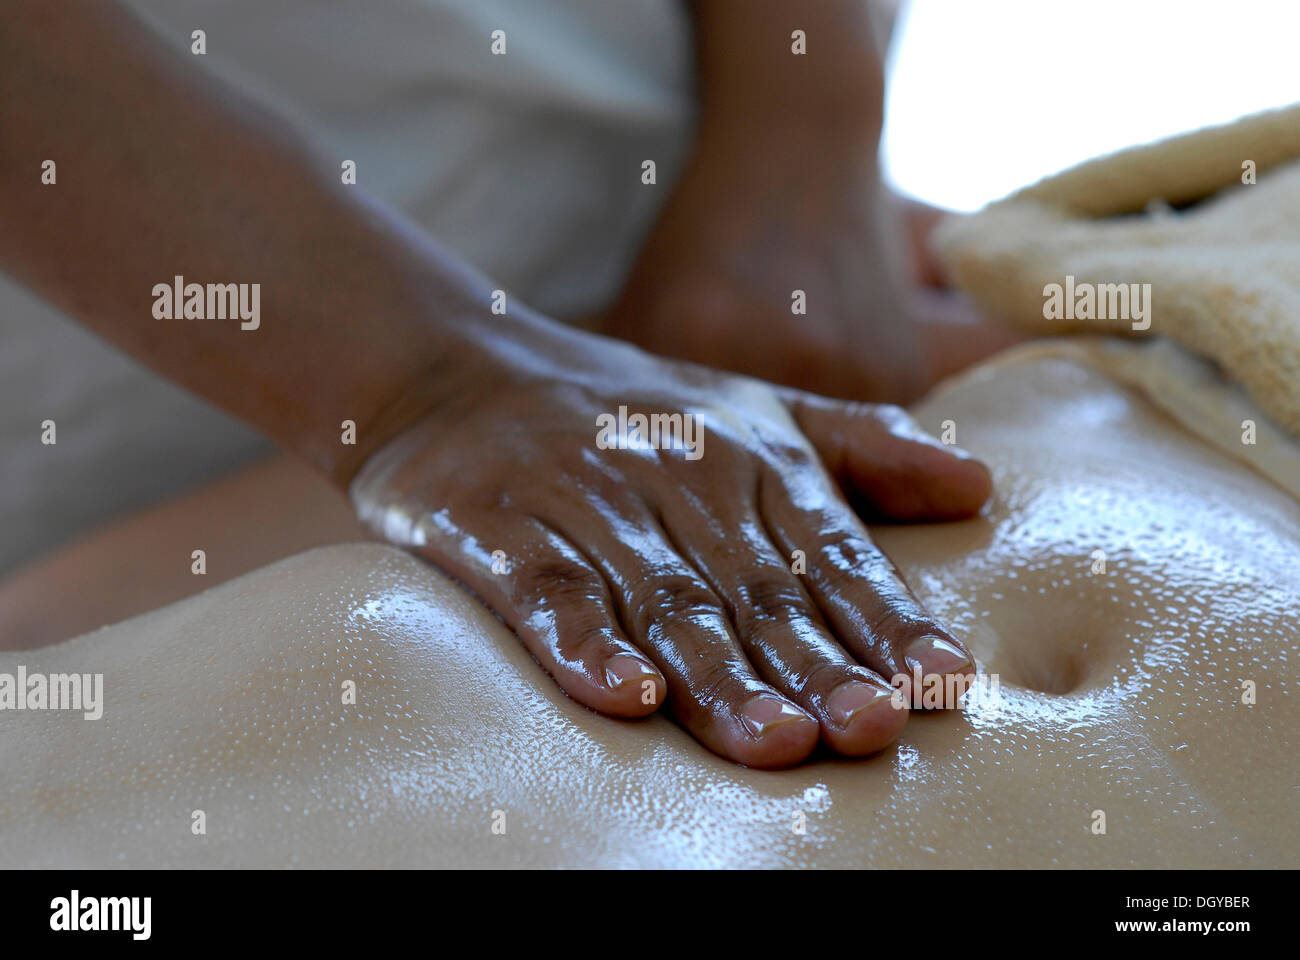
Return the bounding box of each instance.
[602,0,1022,402]
[1,0,990,768]
[360,323,988,766]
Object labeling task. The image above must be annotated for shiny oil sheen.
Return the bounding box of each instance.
[2,348,1296,867]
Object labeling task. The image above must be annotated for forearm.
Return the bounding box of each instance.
[0,0,570,486]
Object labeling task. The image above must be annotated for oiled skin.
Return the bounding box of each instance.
[348,351,990,768]
[3,349,1295,868]
[3,2,1013,771]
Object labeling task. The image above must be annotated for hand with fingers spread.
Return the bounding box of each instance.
[351,330,989,769]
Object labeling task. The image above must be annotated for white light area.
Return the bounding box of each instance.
[882,0,1300,211]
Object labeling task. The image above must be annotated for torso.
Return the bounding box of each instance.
[4,344,1296,867]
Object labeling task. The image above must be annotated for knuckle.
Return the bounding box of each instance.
[515,556,599,604]
[560,626,619,662]
[739,574,810,625]
[868,402,929,441]
[792,659,850,701]
[815,529,887,576]
[761,437,816,469]
[864,601,929,645]
[628,572,718,631]
[686,659,745,709]
[872,402,908,421]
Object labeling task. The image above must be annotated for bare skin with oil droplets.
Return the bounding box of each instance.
[3,345,1296,867]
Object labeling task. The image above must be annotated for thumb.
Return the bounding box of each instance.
[780,388,993,521]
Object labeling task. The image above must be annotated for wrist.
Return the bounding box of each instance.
[692,1,885,142]
[699,68,883,144]
[320,288,652,490]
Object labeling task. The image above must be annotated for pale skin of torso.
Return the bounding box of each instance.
[4,347,1295,868]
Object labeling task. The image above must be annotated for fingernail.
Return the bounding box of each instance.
[826,681,892,727]
[739,695,810,739]
[604,655,658,690]
[904,635,974,680]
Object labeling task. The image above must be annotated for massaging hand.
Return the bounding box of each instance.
[6,0,986,773]
[351,332,988,768]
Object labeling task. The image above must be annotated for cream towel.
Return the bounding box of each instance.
[936,103,1300,453]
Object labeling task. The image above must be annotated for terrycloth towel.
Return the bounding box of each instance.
[936,103,1300,449]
